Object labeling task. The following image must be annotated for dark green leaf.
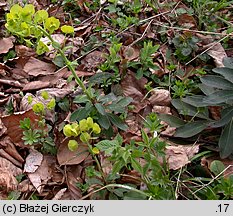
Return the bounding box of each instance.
[96,113,111,129]
[209,107,233,128]
[219,118,233,158]
[223,57,233,69]
[210,160,225,176]
[203,90,233,105]
[174,121,208,138]
[198,83,216,95]
[95,103,106,115]
[157,113,185,127]
[172,99,209,119]
[212,67,233,83]
[89,72,112,85]
[107,113,128,130]
[112,160,125,175]
[70,107,90,121]
[200,75,233,90]
[182,95,210,107]
[95,139,119,155]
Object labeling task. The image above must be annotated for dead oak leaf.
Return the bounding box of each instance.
[23,57,56,77]
[24,150,43,173]
[23,80,51,91]
[0,37,15,54]
[165,145,199,170]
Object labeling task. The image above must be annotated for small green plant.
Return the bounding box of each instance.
[171,79,196,98]
[160,57,233,159]
[5,3,92,101]
[172,33,199,62]
[128,41,160,79]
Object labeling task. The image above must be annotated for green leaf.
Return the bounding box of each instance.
[203,90,233,105]
[210,160,225,176]
[107,113,128,131]
[70,107,90,121]
[200,75,233,90]
[89,72,112,85]
[223,57,233,69]
[53,55,65,67]
[209,107,233,128]
[112,160,125,175]
[212,67,233,83]
[95,103,106,115]
[182,95,210,107]
[174,121,208,138]
[172,99,209,119]
[107,97,133,113]
[131,158,143,173]
[96,113,111,129]
[219,118,233,158]
[73,95,90,104]
[157,113,185,127]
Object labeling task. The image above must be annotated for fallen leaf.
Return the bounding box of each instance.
[1,110,40,147]
[165,145,199,170]
[23,81,51,91]
[52,188,67,200]
[0,37,14,54]
[57,138,89,165]
[81,51,106,71]
[23,57,56,77]
[27,154,52,193]
[149,89,171,106]
[24,150,43,173]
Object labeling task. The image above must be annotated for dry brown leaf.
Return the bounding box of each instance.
[66,171,82,200]
[23,80,51,91]
[24,150,43,173]
[15,45,36,57]
[36,88,72,99]
[1,110,40,147]
[57,138,89,165]
[122,46,140,61]
[81,51,106,71]
[0,168,18,191]
[27,155,52,193]
[149,89,171,106]
[52,188,67,200]
[178,14,197,28]
[165,145,199,170]
[23,57,56,77]
[0,37,14,54]
[0,156,22,176]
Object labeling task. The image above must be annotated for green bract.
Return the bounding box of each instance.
[34,10,48,24]
[63,124,80,137]
[32,102,45,114]
[93,123,101,134]
[68,139,78,151]
[61,25,74,34]
[79,119,88,132]
[36,41,49,55]
[80,132,91,143]
[45,17,60,34]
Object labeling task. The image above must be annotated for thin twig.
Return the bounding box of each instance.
[185,34,231,65]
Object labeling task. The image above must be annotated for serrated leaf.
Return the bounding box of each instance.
[174,121,208,138]
[200,75,233,90]
[112,160,125,175]
[73,95,90,104]
[70,107,90,121]
[95,139,119,155]
[157,113,185,127]
[131,158,143,173]
[210,160,225,176]
[212,67,233,83]
[107,97,133,113]
[219,118,233,158]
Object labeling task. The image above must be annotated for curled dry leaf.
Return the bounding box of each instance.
[149,89,171,106]
[57,138,89,165]
[165,145,199,170]
[1,110,40,147]
[81,51,106,71]
[0,37,15,54]
[0,157,22,191]
[24,150,43,173]
[27,155,52,193]
[23,57,56,77]
[152,105,171,114]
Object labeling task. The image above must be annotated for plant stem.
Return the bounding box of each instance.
[37,26,93,101]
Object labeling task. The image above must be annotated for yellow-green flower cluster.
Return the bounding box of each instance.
[63,117,101,151]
